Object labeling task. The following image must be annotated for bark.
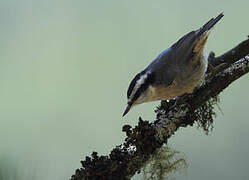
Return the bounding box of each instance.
[70,38,249,180]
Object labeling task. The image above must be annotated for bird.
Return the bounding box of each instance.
[122,13,224,117]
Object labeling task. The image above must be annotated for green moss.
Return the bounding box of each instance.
[192,95,220,135]
[142,146,187,180]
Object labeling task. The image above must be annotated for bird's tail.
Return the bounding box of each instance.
[192,13,224,55]
[197,13,224,37]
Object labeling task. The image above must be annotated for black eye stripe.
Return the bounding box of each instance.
[130,72,155,104]
[127,70,146,99]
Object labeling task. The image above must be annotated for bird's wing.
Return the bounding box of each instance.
[172,13,224,48]
[154,13,224,86]
[171,13,224,63]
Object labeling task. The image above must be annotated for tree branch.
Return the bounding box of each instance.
[209,38,249,66]
[70,38,249,180]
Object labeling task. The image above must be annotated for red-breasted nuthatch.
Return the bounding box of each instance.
[123,13,224,117]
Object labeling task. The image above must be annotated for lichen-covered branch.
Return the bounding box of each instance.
[209,38,249,66]
[70,38,249,180]
[155,55,249,143]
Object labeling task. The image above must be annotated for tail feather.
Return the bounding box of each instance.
[197,13,224,36]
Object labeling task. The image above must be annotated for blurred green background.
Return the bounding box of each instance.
[0,0,248,180]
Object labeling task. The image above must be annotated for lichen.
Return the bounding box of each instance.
[191,95,220,135]
[142,146,187,180]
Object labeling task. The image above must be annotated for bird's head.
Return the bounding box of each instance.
[122,70,155,117]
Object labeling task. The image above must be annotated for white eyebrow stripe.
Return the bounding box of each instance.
[128,71,151,103]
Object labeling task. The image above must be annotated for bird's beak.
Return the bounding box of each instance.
[122,104,132,117]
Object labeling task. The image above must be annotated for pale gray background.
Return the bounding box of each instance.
[0,0,248,180]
